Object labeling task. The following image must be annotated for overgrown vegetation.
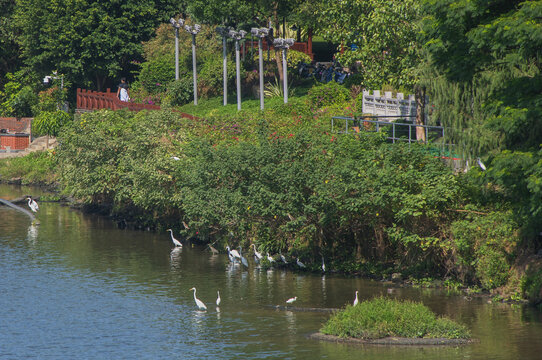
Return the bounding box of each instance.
[321,297,470,339]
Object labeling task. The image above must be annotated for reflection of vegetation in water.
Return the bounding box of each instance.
[321,297,470,339]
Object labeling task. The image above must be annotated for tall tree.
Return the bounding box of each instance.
[0,0,21,87]
[13,0,184,91]
[420,0,542,157]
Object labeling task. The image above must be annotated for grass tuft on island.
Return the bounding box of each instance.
[321,297,470,340]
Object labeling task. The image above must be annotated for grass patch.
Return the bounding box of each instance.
[176,88,311,118]
[0,151,57,185]
[321,297,470,340]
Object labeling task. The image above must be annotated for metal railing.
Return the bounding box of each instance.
[331,115,459,160]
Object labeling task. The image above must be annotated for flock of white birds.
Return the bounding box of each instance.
[166,229,360,311]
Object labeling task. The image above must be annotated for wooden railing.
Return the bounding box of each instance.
[76,88,197,120]
[242,40,313,60]
[76,88,161,112]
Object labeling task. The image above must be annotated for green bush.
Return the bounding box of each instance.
[0,151,57,184]
[450,210,518,289]
[307,82,350,108]
[163,78,194,107]
[343,73,364,88]
[133,54,176,94]
[33,110,72,137]
[198,56,237,98]
[321,297,470,339]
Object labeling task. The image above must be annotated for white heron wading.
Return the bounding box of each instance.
[26,197,39,213]
[286,296,297,304]
[189,287,207,310]
[251,244,263,260]
[166,229,182,247]
[353,290,359,306]
[216,291,221,306]
[296,258,306,268]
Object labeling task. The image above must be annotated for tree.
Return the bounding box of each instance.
[13,0,184,91]
[316,0,420,90]
[0,0,21,87]
[420,0,542,157]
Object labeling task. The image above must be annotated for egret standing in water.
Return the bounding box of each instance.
[166,229,182,247]
[267,253,275,264]
[321,256,326,273]
[189,287,207,310]
[26,197,39,213]
[353,290,359,306]
[286,296,297,304]
[251,244,263,261]
[280,251,287,264]
[296,258,306,268]
[216,290,221,306]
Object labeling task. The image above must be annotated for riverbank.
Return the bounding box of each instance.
[1,103,541,306]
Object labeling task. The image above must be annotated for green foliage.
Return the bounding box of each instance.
[521,268,542,305]
[316,0,420,89]
[307,82,350,108]
[163,78,194,107]
[13,0,181,90]
[263,77,296,98]
[0,72,38,117]
[33,111,72,137]
[133,55,176,95]
[321,297,470,339]
[198,56,236,98]
[450,210,518,289]
[0,151,57,184]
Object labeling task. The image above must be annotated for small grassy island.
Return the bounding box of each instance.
[317,297,471,345]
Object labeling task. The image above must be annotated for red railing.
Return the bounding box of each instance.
[77,88,161,112]
[243,40,313,60]
[76,88,197,120]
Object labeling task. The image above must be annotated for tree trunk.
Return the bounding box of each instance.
[415,85,426,142]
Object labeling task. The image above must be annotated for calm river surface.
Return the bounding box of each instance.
[1,184,542,359]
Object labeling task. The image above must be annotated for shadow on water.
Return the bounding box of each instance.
[1,184,542,359]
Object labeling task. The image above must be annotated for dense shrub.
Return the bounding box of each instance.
[33,110,72,137]
[163,78,194,107]
[198,56,237,98]
[132,54,176,94]
[307,82,350,108]
[450,210,518,289]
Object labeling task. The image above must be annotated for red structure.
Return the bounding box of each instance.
[0,117,32,151]
[76,88,162,112]
[76,88,197,120]
[243,39,313,60]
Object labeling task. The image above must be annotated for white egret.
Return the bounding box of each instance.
[216,290,221,306]
[477,158,486,171]
[286,296,297,304]
[321,257,326,273]
[26,197,39,212]
[280,252,287,264]
[296,258,306,268]
[267,253,275,263]
[251,244,263,260]
[353,290,359,306]
[166,229,182,247]
[227,245,241,260]
[189,287,207,310]
[171,156,180,161]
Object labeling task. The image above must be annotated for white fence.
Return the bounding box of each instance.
[361,90,417,120]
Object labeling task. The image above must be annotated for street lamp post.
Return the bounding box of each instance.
[228,29,247,111]
[216,26,230,106]
[273,38,295,104]
[251,27,269,110]
[185,23,201,105]
[43,71,65,110]
[169,18,184,81]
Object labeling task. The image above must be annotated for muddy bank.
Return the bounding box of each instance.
[308,333,476,346]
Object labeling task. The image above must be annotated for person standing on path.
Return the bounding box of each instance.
[117,77,130,102]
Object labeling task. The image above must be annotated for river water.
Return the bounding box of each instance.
[1,184,541,359]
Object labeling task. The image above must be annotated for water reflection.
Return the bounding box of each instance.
[1,185,542,359]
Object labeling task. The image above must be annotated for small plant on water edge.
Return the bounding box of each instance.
[321,296,470,339]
